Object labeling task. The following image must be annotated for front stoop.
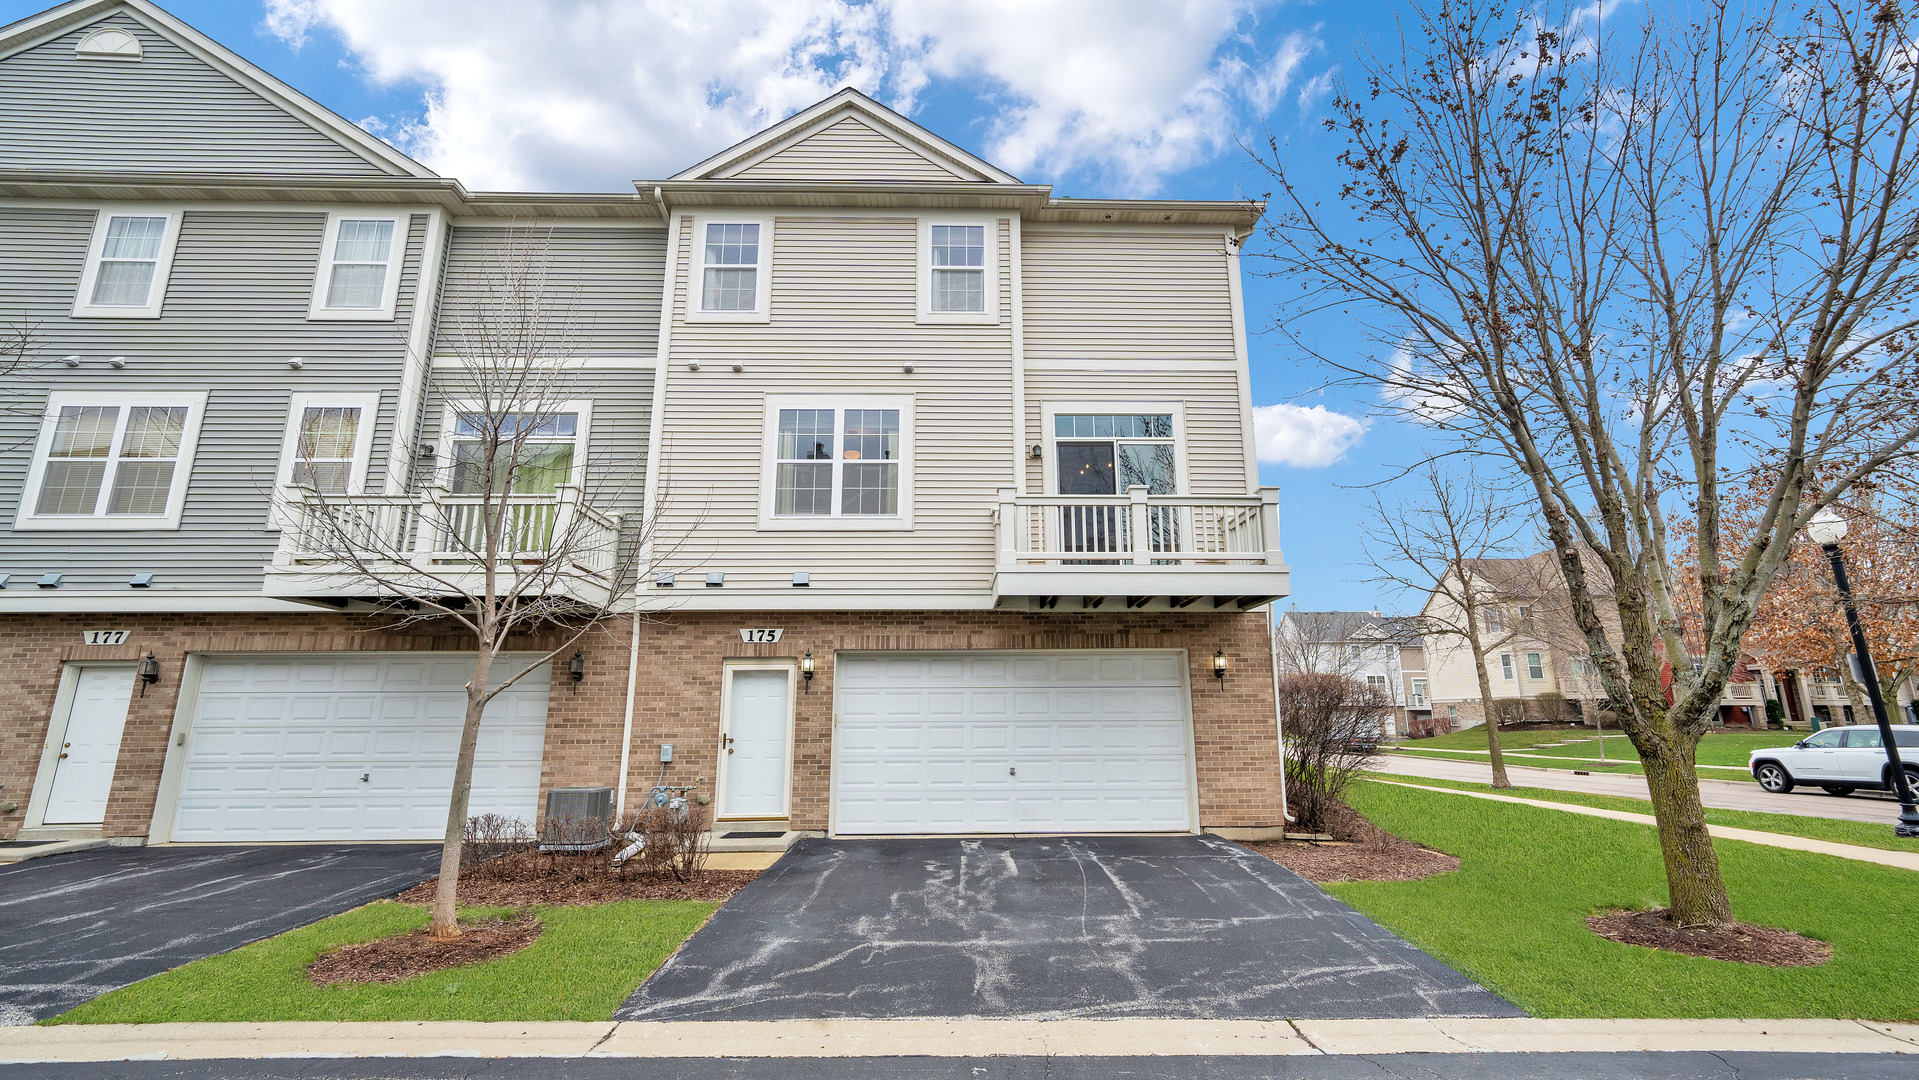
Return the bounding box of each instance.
[0,838,107,864]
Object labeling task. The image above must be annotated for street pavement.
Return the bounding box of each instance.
[1375,753,1911,825]
[4,1053,1916,1079]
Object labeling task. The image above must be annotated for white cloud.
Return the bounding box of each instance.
[1251,403,1368,467]
[262,0,1312,193]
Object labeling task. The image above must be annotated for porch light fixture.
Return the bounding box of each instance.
[137,651,160,697]
[801,651,815,690]
[569,651,586,683]
[1213,649,1228,685]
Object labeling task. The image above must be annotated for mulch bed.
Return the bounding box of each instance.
[307,914,543,986]
[394,850,759,907]
[1588,908,1832,967]
[1245,799,1460,883]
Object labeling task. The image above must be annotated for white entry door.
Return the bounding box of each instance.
[42,666,136,825]
[833,651,1194,835]
[169,654,549,842]
[718,666,793,820]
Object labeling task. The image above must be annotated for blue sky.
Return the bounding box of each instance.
[4,0,1444,613]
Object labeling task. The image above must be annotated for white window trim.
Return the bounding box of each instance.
[268,392,382,527]
[686,215,772,323]
[308,211,407,321]
[15,389,207,531]
[434,399,595,491]
[1500,653,1515,680]
[758,395,915,531]
[917,215,998,325]
[71,207,182,319]
[1040,401,1189,496]
[1526,652,1546,680]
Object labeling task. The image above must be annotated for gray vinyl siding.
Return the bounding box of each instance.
[439,226,665,363]
[651,213,1015,596]
[1021,226,1250,495]
[729,118,973,182]
[0,11,393,176]
[0,206,429,595]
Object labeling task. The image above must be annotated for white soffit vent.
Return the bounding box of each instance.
[75,26,143,60]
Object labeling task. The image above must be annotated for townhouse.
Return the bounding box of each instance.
[0,0,1291,847]
[1272,609,1415,738]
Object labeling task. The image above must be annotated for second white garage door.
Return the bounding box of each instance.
[167,654,549,843]
[833,651,1194,835]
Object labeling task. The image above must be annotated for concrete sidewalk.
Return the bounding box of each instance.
[1363,778,1919,872]
[0,1018,1915,1061]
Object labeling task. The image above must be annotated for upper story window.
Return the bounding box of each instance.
[1500,653,1515,680]
[310,213,404,320]
[1484,608,1507,634]
[761,397,913,529]
[273,393,379,522]
[918,218,996,323]
[73,209,181,319]
[1049,411,1179,496]
[1366,674,1389,693]
[1526,652,1545,680]
[16,391,206,531]
[447,410,585,495]
[691,218,771,321]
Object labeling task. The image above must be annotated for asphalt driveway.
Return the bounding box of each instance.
[0,844,438,1024]
[620,835,1521,1020]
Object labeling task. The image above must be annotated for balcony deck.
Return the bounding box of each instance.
[993,486,1289,611]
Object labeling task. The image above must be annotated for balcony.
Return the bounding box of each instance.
[993,486,1288,611]
[264,485,624,605]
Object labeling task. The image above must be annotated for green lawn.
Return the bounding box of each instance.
[1361,771,1919,852]
[1328,782,1919,1018]
[48,900,715,1024]
[1391,730,1801,783]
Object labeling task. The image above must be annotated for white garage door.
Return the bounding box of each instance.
[169,654,549,842]
[833,651,1193,835]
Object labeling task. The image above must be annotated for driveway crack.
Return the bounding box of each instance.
[1286,1017,1326,1054]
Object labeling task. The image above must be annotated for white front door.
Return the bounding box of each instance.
[719,667,792,820]
[833,650,1195,835]
[43,666,136,826]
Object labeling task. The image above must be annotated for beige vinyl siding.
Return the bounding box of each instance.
[440,226,665,361]
[1021,226,1248,496]
[0,207,428,594]
[729,118,975,183]
[0,12,393,176]
[653,213,1014,596]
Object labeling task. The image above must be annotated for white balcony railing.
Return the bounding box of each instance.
[995,486,1283,569]
[269,484,622,597]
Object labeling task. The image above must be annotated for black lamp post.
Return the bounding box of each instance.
[1807,507,1919,838]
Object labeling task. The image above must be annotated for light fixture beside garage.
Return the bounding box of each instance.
[569,651,586,683]
[137,651,160,696]
[1213,649,1227,686]
[801,651,814,690]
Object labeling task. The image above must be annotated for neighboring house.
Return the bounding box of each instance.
[1399,644,1434,737]
[0,0,1290,847]
[1273,610,1413,738]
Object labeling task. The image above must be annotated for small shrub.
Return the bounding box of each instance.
[612,802,712,883]
[1279,671,1392,833]
[462,814,535,878]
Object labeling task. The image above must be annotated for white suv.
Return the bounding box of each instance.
[1750,724,1919,796]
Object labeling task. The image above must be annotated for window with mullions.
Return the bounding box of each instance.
[701,222,761,312]
[18,391,205,529]
[1052,414,1176,495]
[929,224,985,312]
[774,406,902,517]
[449,412,579,494]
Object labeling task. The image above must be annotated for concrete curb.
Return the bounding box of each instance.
[1,1018,1915,1061]
[1363,778,1919,872]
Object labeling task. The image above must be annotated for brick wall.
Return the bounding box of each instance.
[1,607,1284,841]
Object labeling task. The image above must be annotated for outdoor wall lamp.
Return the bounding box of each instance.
[137,651,160,697]
[801,651,815,691]
[1213,649,1227,686]
[569,651,586,683]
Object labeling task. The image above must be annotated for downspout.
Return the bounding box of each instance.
[616,614,641,819]
[1269,600,1295,823]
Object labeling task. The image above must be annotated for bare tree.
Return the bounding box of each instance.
[1277,671,1395,831]
[1252,0,1919,926]
[274,226,677,939]
[1363,465,1536,786]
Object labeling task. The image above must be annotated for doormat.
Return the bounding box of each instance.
[722,831,786,839]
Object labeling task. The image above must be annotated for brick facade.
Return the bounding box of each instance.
[0,607,1284,842]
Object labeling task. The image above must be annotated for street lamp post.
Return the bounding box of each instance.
[1806,507,1919,838]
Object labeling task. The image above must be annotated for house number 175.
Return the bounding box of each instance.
[738,628,784,644]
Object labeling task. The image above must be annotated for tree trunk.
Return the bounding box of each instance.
[430,650,494,940]
[1640,741,1733,927]
[1472,653,1511,789]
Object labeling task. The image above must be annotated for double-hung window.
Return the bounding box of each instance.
[446,409,585,495]
[919,218,996,322]
[18,391,206,530]
[73,209,181,318]
[1500,653,1515,680]
[692,218,770,320]
[763,398,912,528]
[310,213,404,319]
[1526,652,1545,680]
[272,393,379,524]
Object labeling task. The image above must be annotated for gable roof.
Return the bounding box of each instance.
[0,0,434,178]
[673,87,1021,185]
